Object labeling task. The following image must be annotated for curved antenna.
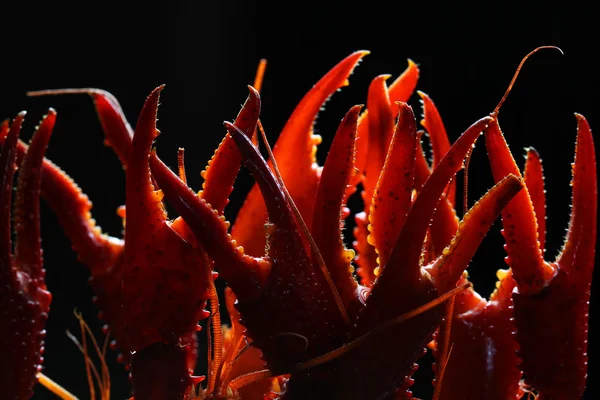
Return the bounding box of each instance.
[491,46,563,117]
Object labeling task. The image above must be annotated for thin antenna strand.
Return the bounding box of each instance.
[177,148,187,185]
[290,282,470,372]
[492,46,563,117]
[253,59,268,93]
[37,373,79,400]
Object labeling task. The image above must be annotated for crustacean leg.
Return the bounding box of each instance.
[0,111,53,399]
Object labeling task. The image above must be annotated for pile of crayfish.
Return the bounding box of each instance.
[0,46,596,400]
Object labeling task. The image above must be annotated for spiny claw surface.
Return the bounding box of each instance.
[311,105,364,318]
[11,49,593,400]
[0,112,53,399]
[232,51,368,257]
[485,115,596,398]
[330,116,495,399]
[353,65,420,286]
[427,175,524,400]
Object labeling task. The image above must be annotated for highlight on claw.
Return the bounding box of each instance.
[0,45,595,399]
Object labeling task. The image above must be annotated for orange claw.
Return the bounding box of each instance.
[418,91,456,206]
[486,114,596,398]
[232,51,368,257]
[201,86,261,214]
[523,147,546,253]
[0,111,53,399]
[382,116,492,286]
[354,74,395,286]
[330,116,493,399]
[485,119,555,292]
[311,105,364,317]
[555,114,596,279]
[368,102,417,269]
[428,174,525,293]
[364,75,395,201]
[354,59,420,177]
[353,60,419,288]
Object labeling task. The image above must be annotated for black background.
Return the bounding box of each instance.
[2,1,598,399]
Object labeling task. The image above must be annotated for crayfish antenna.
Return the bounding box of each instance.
[491,46,563,118]
[177,148,187,184]
[66,311,111,400]
[251,59,267,147]
[200,248,222,395]
[253,58,268,94]
[214,288,269,398]
[37,373,79,400]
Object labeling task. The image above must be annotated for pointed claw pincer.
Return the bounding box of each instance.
[0,112,54,399]
[485,115,596,398]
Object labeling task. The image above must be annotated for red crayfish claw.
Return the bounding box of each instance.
[0,112,53,399]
